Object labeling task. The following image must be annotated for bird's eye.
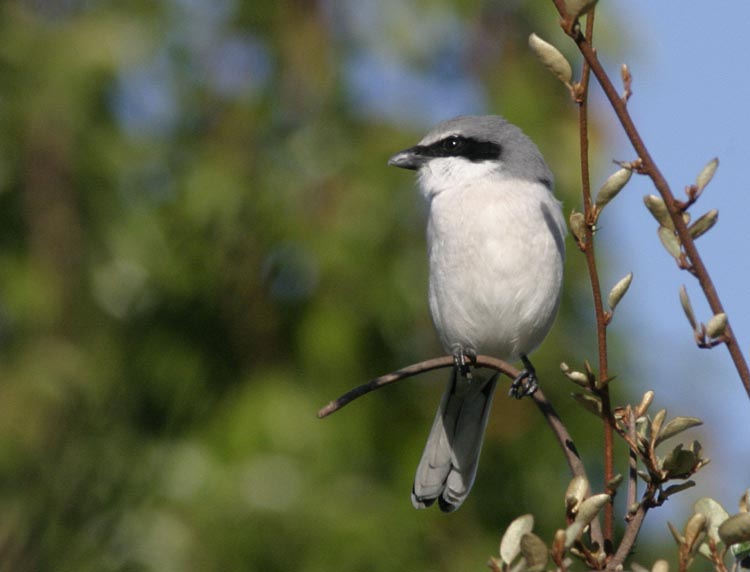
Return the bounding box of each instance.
[441,136,463,152]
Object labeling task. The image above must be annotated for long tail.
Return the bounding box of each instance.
[411,369,499,512]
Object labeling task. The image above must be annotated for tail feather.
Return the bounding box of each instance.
[412,369,499,512]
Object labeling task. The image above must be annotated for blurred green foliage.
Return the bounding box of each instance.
[0,0,623,570]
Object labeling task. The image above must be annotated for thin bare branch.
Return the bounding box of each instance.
[573,8,616,548]
[608,501,648,570]
[550,0,750,399]
[317,356,466,418]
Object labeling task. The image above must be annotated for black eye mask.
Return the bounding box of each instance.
[415,135,502,163]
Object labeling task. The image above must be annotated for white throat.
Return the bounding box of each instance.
[417,157,504,200]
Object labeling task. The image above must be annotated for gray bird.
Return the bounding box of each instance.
[388,115,566,512]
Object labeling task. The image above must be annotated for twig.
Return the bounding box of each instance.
[609,501,648,570]
[316,356,474,418]
[318,354,603,547]
[573,9,615,549]
[626,408,638,516]
[550,0,750,399]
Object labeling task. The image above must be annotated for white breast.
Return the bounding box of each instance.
[422,169,565,361]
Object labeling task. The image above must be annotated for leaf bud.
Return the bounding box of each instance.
[562,360,591,386]
[500,514,534,565]
[650,408,667,442]
[635,390,655,417]
[705,312,727,339]
[621,63,633,101]
[607,272,633,312]
[569,210,586,244]
[658,226,682,260]
[571,392,602,416]
[595,167,632,212]
[644,195,675,229]
[564,521,585,548]
[565,475,589,514]
[679,286,698,331]
[552,529,567,558]
[575,494,611,525]
[684,513,708,553]
[652,560,670,572]
[688,209,718,239]
[606,473,624,492]
[695,158,719,194]
[528,34,573,87]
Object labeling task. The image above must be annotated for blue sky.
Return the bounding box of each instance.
[603,0,750,520]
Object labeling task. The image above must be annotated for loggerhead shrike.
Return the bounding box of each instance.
[388,115,566,512]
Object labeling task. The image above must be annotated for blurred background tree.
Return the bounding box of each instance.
[0,0,634,570]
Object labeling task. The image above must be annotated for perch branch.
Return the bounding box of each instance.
[318,354,603,548]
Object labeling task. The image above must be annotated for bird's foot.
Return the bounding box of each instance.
[452,345,477,381]
[509,355,539,399]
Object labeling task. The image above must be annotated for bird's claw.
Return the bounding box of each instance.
[452,345,477,381]
[508,355,538,399]
[508,370,538,399]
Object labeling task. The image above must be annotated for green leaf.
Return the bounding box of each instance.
[655,416,703,446]
[662,444,699,479]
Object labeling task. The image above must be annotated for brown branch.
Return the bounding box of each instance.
[550,0,750,399]
[608,501,648,570]
[574,9,616,550]
[318,354,603,548]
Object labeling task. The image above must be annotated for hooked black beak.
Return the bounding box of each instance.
[387,146,426,170]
